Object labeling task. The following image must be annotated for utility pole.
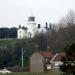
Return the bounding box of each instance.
[22,48,24,68]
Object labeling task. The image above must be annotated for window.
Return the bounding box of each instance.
[44,58,50,64]
[28,32,32,38]
[45,58,48,62]
[20,30,21,33]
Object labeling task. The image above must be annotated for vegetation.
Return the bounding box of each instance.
[34,23,75,51]
[0,10,75,70]
[60,43,75,75]
[0,72,60,75]
[0,39,35,68]
[0,27,17,39]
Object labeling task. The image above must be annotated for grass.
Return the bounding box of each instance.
[0,72,60,75]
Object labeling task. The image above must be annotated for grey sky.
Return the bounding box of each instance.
[0,0,75,27]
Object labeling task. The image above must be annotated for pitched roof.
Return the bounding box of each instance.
[50,52,66,62]
[38,51,54,58]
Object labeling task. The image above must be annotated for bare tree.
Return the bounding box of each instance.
[58,10,75,27]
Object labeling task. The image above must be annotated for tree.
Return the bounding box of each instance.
[0,27,17,39]
[60,43,75,75]
[9,27,17,38]
[58,10,75,27]
[34,32,47,51]
[0,28,9,39]
[66,10,75,24]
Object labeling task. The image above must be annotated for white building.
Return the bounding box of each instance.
[26,16,37,38]
[17,16,55,39]
[17,16,37,39]
[17,26,27,39]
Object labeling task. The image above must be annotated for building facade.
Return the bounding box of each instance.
[17,16,56,39]
[30,52,44,72]
[17,16,37,39]
[30,51,53,72]
[17,26,27,39]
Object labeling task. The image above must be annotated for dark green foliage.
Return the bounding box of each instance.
[60,43,75,75]
[0,39,35,68]
[0,27,17,39]
[0,28,9,38]
[9,27,17,38]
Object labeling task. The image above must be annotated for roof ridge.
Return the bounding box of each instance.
[50,53,58,63]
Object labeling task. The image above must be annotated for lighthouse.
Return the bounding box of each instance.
[26,16,37,38]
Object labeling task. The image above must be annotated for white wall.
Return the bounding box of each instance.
[26,22,37,38]
[17,29,27,39]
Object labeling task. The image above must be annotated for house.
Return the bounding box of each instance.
[50,52,66,72]
[30,52,44,72]
[17,25,28,39]
[30,50,54,72]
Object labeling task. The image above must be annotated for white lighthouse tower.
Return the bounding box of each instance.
[26,16,37,38]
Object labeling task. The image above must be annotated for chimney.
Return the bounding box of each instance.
[46,22,48,29]
[22,26,25,28]
[38,24,41,28]
[19,25,21,28]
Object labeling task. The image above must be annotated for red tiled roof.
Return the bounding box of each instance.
[38,51,54,58]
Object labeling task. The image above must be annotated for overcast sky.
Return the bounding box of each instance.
[0,0,75,27]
